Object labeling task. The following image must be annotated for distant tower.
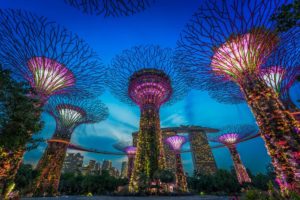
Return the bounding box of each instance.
[114,142,137,179]
[62,153,84,174]
[107,45,187,192]
[189,131,217,175]
[209,125,256,184]
[102,160,113,171]
[33,97,108,196]
[165,135,188,192]
[121,161,128,178]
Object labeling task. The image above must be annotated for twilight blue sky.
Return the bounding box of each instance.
[2,0,299,175]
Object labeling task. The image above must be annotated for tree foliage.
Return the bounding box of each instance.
[0,67,43,150]
[271,0,300,32]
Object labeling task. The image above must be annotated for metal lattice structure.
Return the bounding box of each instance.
[165,135,188,192]
[0,9,106,195]
[209,125,256,184]
[33,96,108,196]
[114,142,137,179]
[64,0,154,17]
[0,9,106,104]
[176,0,300,194]
[262,27,300,111]
[108,45,187,193]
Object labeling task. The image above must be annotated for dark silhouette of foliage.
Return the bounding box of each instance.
[271,0,300,32]
[64,0,154,17]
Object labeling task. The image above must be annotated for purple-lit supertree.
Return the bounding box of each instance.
[108,45,187,192]
[176,0,300,194]
[64,0,154,17]
[114,142,137,179]
[33,96,108,196]
[165,135,188,192]
[209,125,256,184]
[0,9,106,191]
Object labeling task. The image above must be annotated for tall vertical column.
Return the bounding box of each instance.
[130,104,166,192]
[242,76,300,193]
[228,145,251,184]
[175,153,188,192]
[189,131,217,174]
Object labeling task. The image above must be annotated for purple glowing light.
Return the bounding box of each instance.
[165,135,186,151]
[211,31,278,81]
[124,146,137,156]
[27,57,76,99]
[218,133,240,144]
[261,66,285,95]
[128,69,172,107]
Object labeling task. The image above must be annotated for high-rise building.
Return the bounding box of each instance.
[132,125,218,175]
[121,161,128,178]
[102,160,112,171]
[189,131,217,174]
[62,153,84,174]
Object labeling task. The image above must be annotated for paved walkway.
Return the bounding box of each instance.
[22,195,230,200]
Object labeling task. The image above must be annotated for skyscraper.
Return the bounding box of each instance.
[121,161,128,178]
[102,160,112,171]
[62,153,84,174]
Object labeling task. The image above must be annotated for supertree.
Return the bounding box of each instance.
[176,0,300,194]
[114,142,137,179]
[108,45,187,192]
[0,9,105,192]
[165,135,188,192]
[64,0,154,17]
[209,125,256,184]
[33,96,108,195]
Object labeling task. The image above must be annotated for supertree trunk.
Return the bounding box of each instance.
[175,153,188,192]
[227,145,251,184]
[241,75,300,194]
[129,104,166,192]
[0,147,25,197]
[127,156,135,180]
[33,140,69,196]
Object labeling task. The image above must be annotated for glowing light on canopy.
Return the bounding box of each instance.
[124,146,137,156]
[218,133,240,145]
[129,69,172,107]
[261,66,285,95]
[27,57,75,100]
[165,135,186,151]
[211,30,278,82]
[57,105,85,128]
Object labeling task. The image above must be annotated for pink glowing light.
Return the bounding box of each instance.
[218,133,239,144]
[55,104,86,128]
[211,30,278,82]
[27,57,76,99]
[128,69,172,107]
[165,135,186,151]
[124,146,137,156]
[261,66,285,95]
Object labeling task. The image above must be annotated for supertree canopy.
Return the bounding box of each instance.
[176,0,300,194]
[0,9,106,193]
[0,9,106,104]
[114,142,137,179]
[165,135,188,192]
[64,0,154,17]
[33,96,108,196]
[209,125,256,184]
[108,45,187,192]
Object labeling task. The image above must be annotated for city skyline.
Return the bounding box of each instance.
[1,0,296,176]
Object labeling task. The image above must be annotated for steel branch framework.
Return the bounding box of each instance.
[165,135,188,192]
[0,9,106,104]
[209,125,257,184]
[33,96,108,196]
[64,0,154,17]
[108,45,187,193]
[176,0,300,194]
[0,9,106,194]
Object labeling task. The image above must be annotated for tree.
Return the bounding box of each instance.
[0,67,43,198]
[271,0,300,32]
